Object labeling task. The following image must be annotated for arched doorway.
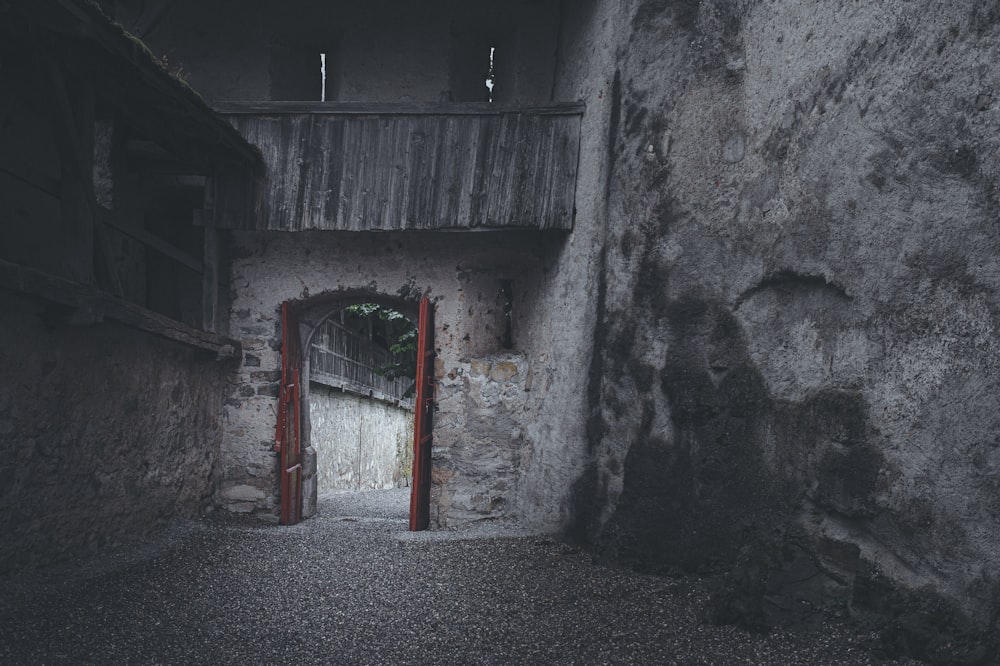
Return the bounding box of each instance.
[275,294,433,530]
[309,303,415,490]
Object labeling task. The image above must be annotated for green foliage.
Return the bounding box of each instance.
[344,303,418,394]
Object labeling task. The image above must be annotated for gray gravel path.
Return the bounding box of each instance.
[0,489,919,665]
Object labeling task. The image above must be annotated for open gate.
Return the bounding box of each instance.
[276,302,303,525]
[277,297,433,529]
[409,297,434,531]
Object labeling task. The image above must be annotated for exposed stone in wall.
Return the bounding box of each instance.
[0,294,228,571]
[433,354,532,525]
[509,0,630,533]
[221,230,553,525]
[309,384,412,491]
[574,0,1000,659]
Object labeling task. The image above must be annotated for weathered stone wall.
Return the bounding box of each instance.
[309,384,412,491]
[220,230,556,526]
[434,354,532,524]
[510,0,632,532]
[0,293,228,571]
[572,0,1000,657]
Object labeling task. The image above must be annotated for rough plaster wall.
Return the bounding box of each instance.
[0,294,226,571]
[220,230,552,526]
[576,0,1000,654]
[309,385,412,491]
[511,0,632,532]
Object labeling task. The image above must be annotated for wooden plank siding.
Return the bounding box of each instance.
[210,102,583,231]
[309,317,413,404]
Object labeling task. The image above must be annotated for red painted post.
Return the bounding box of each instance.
[409,298,434,531]
[277,302,303,525]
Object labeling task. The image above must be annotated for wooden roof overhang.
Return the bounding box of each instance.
[0,0,260,355]
[209,101,584,232]
[2,0,263,177]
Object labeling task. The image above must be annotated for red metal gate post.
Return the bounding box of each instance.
[276,302,303,525]
[409,297,434,531]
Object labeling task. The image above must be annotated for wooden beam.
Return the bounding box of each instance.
[310,370,414,410]
[42,51,125,297]
[201,226,219,332]
[0,163,60,199]
[100,295,238,359]
[97,208,204,274]
[0,258,240,359]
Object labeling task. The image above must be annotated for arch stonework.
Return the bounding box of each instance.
[217,230,552,527]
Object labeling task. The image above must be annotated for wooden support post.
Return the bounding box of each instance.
[98,208,204,274]
[43,51,124,297]
[202,226,219,333]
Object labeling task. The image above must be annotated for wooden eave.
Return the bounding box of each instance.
[3,0,263,175]
[211,101,585,232]
[0,258,241,359]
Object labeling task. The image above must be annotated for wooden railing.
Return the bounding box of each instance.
[308,318,413,406]
[210,102,583,231]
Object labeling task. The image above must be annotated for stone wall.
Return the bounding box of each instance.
[434,354,532,524]
[310,384,412,492]
[0,293,229,571]
[219,230,557,526]
[505,0,630,533]
[572,0,1000,657]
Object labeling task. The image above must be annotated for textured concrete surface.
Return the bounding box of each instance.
[0,489,922,666]
[573,0,1000,659]
[0,296,229,572]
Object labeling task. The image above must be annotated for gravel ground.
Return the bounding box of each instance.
[0,489,921,665]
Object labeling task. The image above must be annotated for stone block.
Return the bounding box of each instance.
[222,484,266,502]
[489,361,519,382]
[225,501,256,514]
